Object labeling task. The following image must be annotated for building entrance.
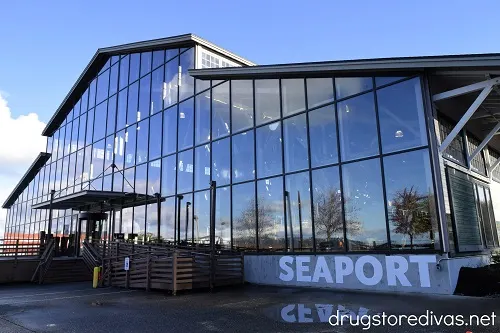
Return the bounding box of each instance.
[75,212,108,256]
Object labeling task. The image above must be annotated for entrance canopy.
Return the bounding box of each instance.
[32,190,159,212]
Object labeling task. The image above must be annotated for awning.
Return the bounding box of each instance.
[31,190,159,212]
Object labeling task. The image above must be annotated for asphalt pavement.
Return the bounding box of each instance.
[0,282,499,332]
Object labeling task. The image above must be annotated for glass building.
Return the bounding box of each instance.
[3,35,500,293]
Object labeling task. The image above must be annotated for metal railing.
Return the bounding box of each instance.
[31,239,55,284]
[0,238,41,259]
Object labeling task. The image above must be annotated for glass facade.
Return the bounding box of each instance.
[4,43,448,254]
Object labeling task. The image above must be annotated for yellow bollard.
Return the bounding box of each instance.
[93,266,100,288]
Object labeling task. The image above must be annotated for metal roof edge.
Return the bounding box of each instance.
[189,53,500,79]
[2,152,51,209]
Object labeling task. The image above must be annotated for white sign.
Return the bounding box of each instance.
[279,255,437,288]
[124,257,130,271]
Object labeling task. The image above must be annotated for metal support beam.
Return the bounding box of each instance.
[439,85,494,153]
[489,157,500,174]
[468,122,500,163]
[433,77,500,102]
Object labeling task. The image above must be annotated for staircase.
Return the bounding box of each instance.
[42,258,92,284]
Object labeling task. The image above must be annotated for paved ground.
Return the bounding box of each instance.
[0,282,499,332]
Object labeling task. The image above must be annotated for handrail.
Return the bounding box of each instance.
[30,239,55,283]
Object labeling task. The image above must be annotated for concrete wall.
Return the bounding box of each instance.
[0,259,38,283]
[244,254,490,295]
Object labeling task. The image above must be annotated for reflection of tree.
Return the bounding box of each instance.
[389,186,432,249]
[233,197,274,249]
[315,189,362,242]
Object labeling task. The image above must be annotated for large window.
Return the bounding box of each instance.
[16,50,443,256]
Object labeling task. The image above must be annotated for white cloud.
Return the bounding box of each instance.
[0,92,46,238]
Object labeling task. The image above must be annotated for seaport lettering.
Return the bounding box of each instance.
[279,255,437,288]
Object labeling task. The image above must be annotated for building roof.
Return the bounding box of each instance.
[189,53,500,79]
[41,33,255,137]
[2,153,51,209]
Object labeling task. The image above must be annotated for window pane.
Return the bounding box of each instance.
[81,89,89,114]
[85,110,94,146]
[135,163,147,194]
[164,57,178,108]
[117,89,127,131]
[91,140,105,182]
[177,149,193,193]
[212,138,230,186]
[122,207,133,235]
[179,49,194,101]
[256,121,282,178]
[106,95,117,136]
[166,48,178,62]
[216,187,231,248]
[119,56,129,90]
[342,158,387,251]
[151,66,164,114]
[146,203,158,241]
[125,124,136,167]
[96,69,109,104]
[123,167,135,193]
[133,205,145,241]
[307,78,334,109]
[127,82,139,126]
[129,53,140,83]
[338,92,379,161]
[138,74,151,117]
[178,193,192,243]
[232,182,256,250]
[109,63,119,97]
[114,130,125,170]
[161,155,176,196]
[195,90,211,145]
[104,136,114,175]
[232,131,255,183]
[160,197,175,242]
[312,166,343,252]
[193,191,210,244]
[88,79,97,109]
[336,77,373,100]
[255,79,280,125]
[71,119,79,153]
[178,98,194,150]
[258,176,285,251]
[281,79,305,116]
[152,50,164,70]
[376,77,405,87]
[195,144,210,191]
[285,171,312,251]
[377,78,428,153]
[309,105,338,167]
[148,159,161,195]
[140,51,152,77]
[212,82,230,140]
[163,106,177,155]
[136,119,149,164]
[384,149,439,250]
[283,114,309,172]
[149,113,162,160]
[94,102,107,142]
[113,167,123,192]
[231,80,254,132]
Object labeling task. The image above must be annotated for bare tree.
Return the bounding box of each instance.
[389,186,432,249]
[233,197,275,249]
[314,189,362,242]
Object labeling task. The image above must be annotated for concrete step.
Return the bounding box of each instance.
[41,258,92,284]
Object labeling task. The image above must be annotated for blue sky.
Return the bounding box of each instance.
[1,0,500,122]
[1,0,500,234]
